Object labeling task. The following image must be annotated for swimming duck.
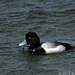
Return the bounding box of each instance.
[19,32,74,54]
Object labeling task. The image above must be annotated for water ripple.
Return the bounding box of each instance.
[0,0,75,75]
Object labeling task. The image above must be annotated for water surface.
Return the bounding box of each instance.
[0,0,75,75]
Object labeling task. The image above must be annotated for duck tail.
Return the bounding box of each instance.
[61,43,74,51]
[69,46,75,52]
[73,46,75,49]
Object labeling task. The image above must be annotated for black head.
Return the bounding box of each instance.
[25,32,40,47]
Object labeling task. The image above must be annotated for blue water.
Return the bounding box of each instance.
[0,0,75,75]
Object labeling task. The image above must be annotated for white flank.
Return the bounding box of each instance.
[41,42,66,54]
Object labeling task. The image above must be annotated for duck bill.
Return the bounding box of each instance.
[19,40,27,46]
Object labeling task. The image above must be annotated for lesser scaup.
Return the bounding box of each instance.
[19,32,74,54]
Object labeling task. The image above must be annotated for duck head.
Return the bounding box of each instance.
[19,32,40,47]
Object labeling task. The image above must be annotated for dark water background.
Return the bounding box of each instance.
[0,0,75,75]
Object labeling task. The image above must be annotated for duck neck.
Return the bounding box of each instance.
[29,44,40,49]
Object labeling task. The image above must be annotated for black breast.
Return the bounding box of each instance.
[29,46,45,55]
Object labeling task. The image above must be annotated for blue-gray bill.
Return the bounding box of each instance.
[19,40,27,46]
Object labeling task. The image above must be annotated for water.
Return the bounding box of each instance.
[0,0,75,75]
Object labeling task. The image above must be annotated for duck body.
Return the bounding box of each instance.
[19,32,74,55]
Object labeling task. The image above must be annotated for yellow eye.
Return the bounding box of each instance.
[29,37,31,39]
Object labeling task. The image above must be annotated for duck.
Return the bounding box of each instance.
[19,32,74,54]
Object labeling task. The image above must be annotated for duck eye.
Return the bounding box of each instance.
[29,37,31,39]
